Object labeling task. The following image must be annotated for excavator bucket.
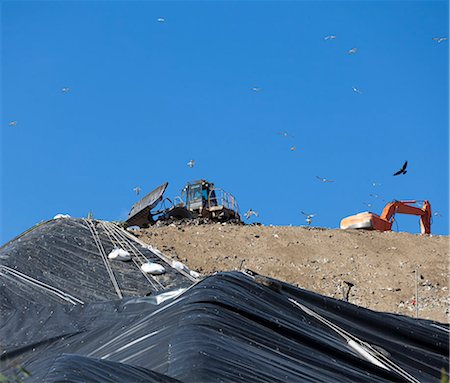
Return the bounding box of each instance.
[126,182,168,228]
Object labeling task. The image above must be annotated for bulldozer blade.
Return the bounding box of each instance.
[126,182,168,228]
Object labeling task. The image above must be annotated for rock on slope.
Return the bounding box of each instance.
[134,224,449,323]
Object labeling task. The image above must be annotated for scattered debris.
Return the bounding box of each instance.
[187,159,195,168]
[341,281,355,302]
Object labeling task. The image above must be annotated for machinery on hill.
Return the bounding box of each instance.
[126,180,241,228]
[340,200,432,234]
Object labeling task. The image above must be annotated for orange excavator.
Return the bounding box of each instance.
[340,200,432,234]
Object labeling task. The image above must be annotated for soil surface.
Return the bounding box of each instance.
[132,223,449,323]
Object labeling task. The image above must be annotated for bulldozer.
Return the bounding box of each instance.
[340,200,432,234]
[126,180,241,228]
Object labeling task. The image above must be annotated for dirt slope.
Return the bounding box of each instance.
[133,224,449,323]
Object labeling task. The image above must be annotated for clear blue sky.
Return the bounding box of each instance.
[1,1,448,243]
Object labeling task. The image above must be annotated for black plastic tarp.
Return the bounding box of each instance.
[0,218,194,309]
[1,271,448,382]
[0,218,448,382]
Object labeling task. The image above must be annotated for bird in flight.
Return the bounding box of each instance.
[324,35,336,40]
[133,187,141,196]
[187,159,195,168]
[244,208,259,220]
[8,121,17,127]
[157,17,165,22]
[301,211,316,225]
[316,176,335,183]
[393,161,408,176]
[369,193,385,202]
[432,37,447,43]
[61,87,70,93]
[251,87,262,92]
[352,87,363,94]
[348,47,358,54]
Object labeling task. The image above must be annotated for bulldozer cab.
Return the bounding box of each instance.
[183,180,217,212]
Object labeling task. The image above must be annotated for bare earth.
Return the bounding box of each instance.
[133,224,449,323]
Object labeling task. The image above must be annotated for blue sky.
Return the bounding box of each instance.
[1,1,448,243]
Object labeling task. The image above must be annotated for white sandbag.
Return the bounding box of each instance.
[171,260,186,271]
[190,270,201,279]
[141,262,166,275]
[53,214,71,219]
[108,248,131,261]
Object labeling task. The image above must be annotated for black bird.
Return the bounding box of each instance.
[393,161,408,176]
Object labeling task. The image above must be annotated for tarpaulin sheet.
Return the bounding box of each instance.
[1,218,448,381]
[1,267,448,382]
[0,218,193,309]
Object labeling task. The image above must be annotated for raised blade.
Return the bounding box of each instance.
[127,182,168,227]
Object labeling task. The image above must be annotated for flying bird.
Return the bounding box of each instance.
[324,35,336,40]
[61,87,70,93]
[301,211,316,225]
[8,121,17,127]
[369,193,385,202]
[244,208,259,220]
[393,161,408,176]
[133,187,141,196]
[348,47,358,54]
[352,86,363,94]
[432,37,448,43]
[187,159,195,168]
[251,87,262,92]
[157,17,165,22]
[316,176,335,183]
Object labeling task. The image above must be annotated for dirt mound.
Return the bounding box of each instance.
[133,224,449,323]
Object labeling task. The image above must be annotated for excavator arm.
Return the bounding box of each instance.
[340,200,431,234]
[380,200,431,234]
